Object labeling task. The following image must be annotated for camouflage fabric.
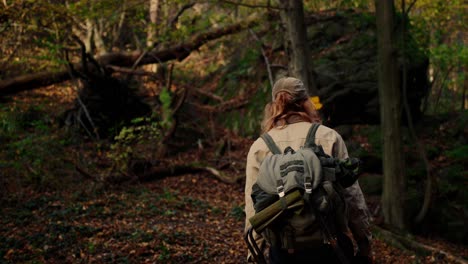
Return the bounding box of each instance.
[245,122,372,261]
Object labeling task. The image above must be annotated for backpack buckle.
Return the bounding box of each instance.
[276,180,285,197]
[304,176,313,193]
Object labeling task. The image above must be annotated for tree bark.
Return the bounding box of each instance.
[84,18,94,52]
[278,0,317,95]
[0,16,259,97]
[147,0,160,48]
[93,19,107,55]
[376,0,407,230]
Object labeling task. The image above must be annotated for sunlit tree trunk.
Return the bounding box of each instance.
[84,18,94,52]
[147,0,160,48]
[93,19,107,55]
[375,0,407,230]
[277,0,318,95]
[145,0,161,73]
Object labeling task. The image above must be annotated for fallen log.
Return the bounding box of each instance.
[104,163,244,184]
[0,15,259,97]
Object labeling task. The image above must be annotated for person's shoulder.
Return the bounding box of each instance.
[316,123,342,140]
[248,136,268,154]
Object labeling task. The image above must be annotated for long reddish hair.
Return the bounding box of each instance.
[261,92,321,133]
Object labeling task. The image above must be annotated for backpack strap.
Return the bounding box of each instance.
[305,123,320,148]
[260,133,282,155]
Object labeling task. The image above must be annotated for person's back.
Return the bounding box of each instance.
[244,77,372,263]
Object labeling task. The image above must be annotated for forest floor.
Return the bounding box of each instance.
[1,85,467,263]
[1,163,468,263]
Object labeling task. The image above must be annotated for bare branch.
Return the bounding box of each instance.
[192,94,249,113]
[249,29,274,88]
[169,3,196,28]
[106,65,156,76]
[194,88,224,102]
[406,0,418,14]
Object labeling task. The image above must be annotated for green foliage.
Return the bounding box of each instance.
[0,104,73,190]
[356,125,383,158]
[159,87,173,129]
[359,175,383,195]
[216,46,267,136]
[338,0,371,9]
[107,86,175,173]
[445,145,468,160]
[304,0,373,11]
[108,116,163,173]
[422,162,467,243]
[409,0,467,113]
[230,205,245,221]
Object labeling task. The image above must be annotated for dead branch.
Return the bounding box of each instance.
[169,3,196,29]
[249,29,273,88]
[192,94,249,113]
[107,163,243,184]
[106,65,156,76]
[0,15,260,97]
[193,88,224,102]
[74,163,101,182]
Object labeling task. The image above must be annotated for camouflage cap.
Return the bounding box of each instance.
[271,77,309,102]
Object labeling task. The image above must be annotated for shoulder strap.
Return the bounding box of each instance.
[260,133,282,154]
[305,123,320,148]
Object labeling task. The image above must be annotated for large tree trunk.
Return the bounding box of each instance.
[376,0,407,230]
[278,0,317,95]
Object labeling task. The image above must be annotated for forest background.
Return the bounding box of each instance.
[0,0,466,263]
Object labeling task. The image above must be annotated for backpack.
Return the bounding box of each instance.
[248,123,360,262]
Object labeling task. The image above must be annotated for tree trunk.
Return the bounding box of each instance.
[147,0,160,48]
[278,0,317,95]
[146,0,161,73]
[375,0,407,230]
[93,19,107,55]
[84,18,94,52]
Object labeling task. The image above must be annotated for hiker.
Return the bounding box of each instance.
[244,77,372,263]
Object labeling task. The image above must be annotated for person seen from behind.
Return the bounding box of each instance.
[244,77,372,263]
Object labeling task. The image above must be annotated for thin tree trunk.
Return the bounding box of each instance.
[146,0,161,73]
[147,0,160,48]
[375,0,407,230]
[93,19,107,55]
[84,18,94,52]
[278,0,318,95]
[463,70,467,110]
[112,0,127,48]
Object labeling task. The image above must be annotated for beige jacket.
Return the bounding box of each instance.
[244,122,372,257]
